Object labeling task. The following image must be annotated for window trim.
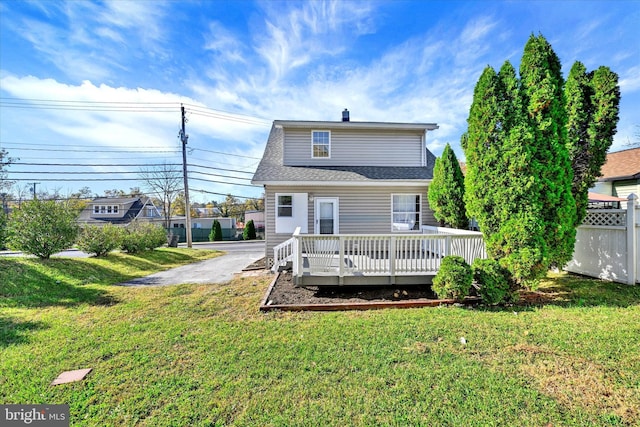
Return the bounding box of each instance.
[276,194,293,218]
[391,193,422,232]
[311,130,331,159]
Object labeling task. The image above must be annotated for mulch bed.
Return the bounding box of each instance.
[259,271,483,312]
[247,258,559,312]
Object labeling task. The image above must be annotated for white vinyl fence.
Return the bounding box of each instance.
[566,194,639,284]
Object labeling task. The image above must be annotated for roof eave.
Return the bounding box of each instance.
[251,180,432,187]
[273,120,439,131]
[597,173,640,182]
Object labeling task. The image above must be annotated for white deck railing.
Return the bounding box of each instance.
[290,227,486,279]
[271,227,300,272]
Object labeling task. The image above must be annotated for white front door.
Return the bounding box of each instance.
[315,197,339,235]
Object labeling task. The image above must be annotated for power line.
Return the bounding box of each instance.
[191,188,262,200]
[0,141,178,149]
[10,177,141,182]
[189,171,252,181]
[189,163,255,175]
[12,162,182,167]
[189,177,259,187]
[2,141,263,161]
[0,98,272,124]
[2,147,181,154]
[190,148,261,159]
[8,170,253,180]
[0,97,179,105]
[182,103,270,123]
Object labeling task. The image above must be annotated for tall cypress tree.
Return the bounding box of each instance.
[519,34,576,273]
[464,33,620,287]
[463,66,501,237]
[565,61,594,225]
[428,143,467,229]
[565,63,620,227]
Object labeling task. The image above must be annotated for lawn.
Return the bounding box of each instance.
[1,250,639,426]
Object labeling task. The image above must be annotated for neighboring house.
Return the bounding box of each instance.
[245,210,265,231]
[77,197,162,225]
[251,110,441,267]
[591,147,640,207]
[194,207,221,217]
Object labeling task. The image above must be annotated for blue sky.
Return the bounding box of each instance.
[1,0,639,202]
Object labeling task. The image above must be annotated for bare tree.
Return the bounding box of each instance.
[1,148,16,193]
[139,162,183,229]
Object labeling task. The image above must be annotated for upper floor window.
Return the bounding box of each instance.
[312,130,330,158]
[93,205,119,215]
[392,194,421,231]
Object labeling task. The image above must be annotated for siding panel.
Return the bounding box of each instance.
[284,129,424,167]
[265,185,437,259]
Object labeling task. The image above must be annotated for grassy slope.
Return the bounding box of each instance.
[1,251,639,426]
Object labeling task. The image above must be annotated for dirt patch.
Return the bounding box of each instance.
[266,271,440,305]
[259,270,565,311]
[243,257,268,271]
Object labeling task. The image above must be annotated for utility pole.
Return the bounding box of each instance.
[29,182,40,199]
[180,104,193,248]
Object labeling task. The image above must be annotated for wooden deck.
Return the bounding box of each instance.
[273,226,487,287]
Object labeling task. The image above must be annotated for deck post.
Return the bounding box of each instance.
[293,227,302,279]
[339,235,345,285]
[389,235,396,285]
[445,235,451,258]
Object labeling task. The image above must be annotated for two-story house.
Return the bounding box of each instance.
[77,197,162,226]
[252,110,441,268]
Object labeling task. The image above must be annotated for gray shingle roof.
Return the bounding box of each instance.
[252,124,436,184]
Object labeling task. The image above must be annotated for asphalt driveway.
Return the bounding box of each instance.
[117,241,264,287]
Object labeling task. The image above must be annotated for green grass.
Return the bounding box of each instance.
[1,254,640,426]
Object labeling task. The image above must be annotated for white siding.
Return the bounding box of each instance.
[283,128,424,167]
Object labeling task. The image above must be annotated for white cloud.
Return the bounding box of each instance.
[620,66,640,93]
[6,1,170,82]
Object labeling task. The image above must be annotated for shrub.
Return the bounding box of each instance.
[209,220,223,241]
[431,255,472,301]
[243,219,256,240]
[121,221,167,254]
[142,223,170,250]
[472,258,513,304]
[7,199,79,259]
[76,224,123,257]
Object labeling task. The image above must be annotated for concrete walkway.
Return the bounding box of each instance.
[117,247,265,287]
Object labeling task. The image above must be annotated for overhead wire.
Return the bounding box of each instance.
[1,97,268,198]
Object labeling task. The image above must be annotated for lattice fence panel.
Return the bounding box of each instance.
[583,210,626,226]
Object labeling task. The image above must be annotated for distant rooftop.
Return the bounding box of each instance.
[599,147,640,181]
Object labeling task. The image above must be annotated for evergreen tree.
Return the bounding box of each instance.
[465,35,578,286]
[243,219,257,240]
[463,65,501,237]
[519,33,576,273]
[209,219,223,241]
[428,143,467,229]
[565,61,593,225]
[566,63,620,225]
